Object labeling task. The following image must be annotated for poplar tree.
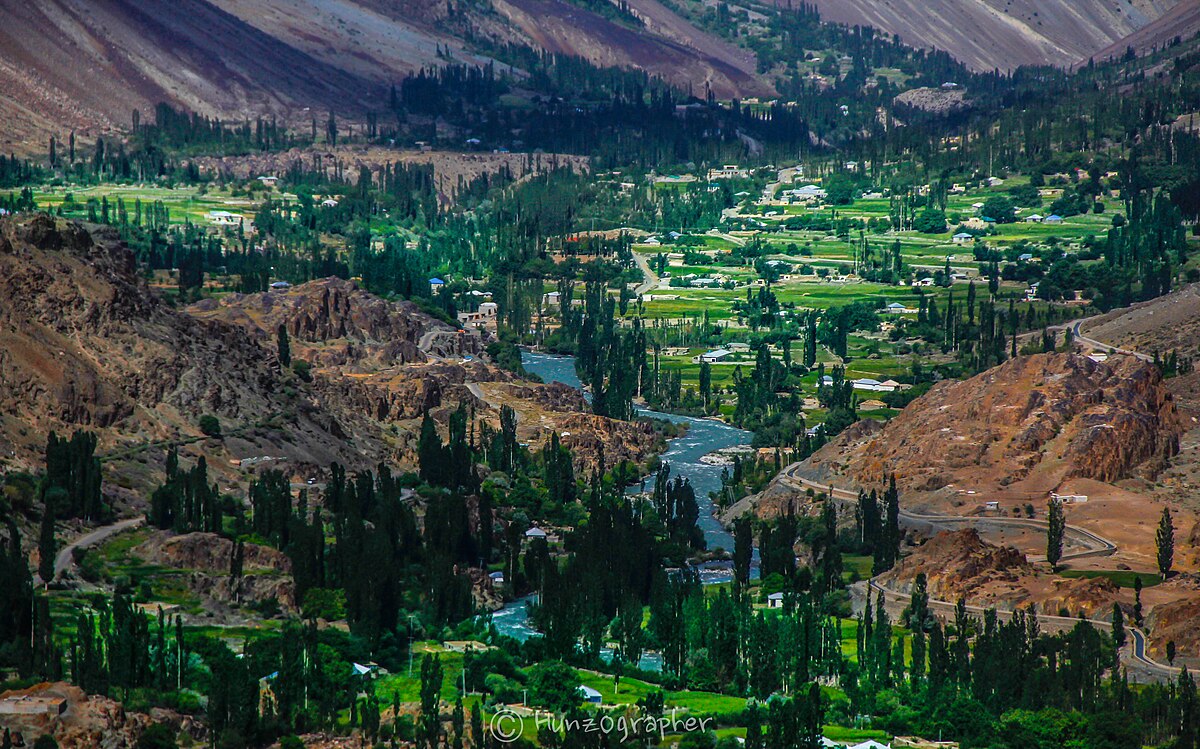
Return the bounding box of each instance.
[277,323,291,367]
[1047,497,1065,570]
[1157,507,1174,578]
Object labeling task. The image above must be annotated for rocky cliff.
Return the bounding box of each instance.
[803,353,1183,498]
[188,277,479,368]
[136,531,297,613]
[878,529,1123,618]
[0,215,370,469]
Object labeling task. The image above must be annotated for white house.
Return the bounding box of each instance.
[208,210,241,226]
[578,686,603,704]
[1025,214,1044,223]
[257,175,278,187]
[707,164,750,180]
[1051,492,1088,504]
[270,281,291,290]
[884,302,915,314]
[321,198,339,208]
[1044,214,1064,224]
[952,232,974,245]
[525,527,548,540]
[727,342,752,353]
[351,662,382,678]
[766,592,784,609]
[694,349,732,363]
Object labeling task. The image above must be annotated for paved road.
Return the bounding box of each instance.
[780,469,1117,562]
[632,252,660,296]
[51,516,145,581]
[465,381,498,410]
[1071,319,1152,362]
[864,579,1176,681]
[784,469,1172,679]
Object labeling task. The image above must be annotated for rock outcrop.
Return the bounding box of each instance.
[879,529,1123,618]
[0,682,183,749]
[0,217,310,445]
[135,531,297,613]
[802,353,1182,497]
[1145,593,1200,660]
[188,277,480,368]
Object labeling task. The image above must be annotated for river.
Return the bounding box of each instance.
[486,352,755,659]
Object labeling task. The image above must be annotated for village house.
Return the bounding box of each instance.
[0,694,68,717]
[952,232,974,245]
[1051,492,1088,504]
[694,349,732,363]
[707,164,750,180]
[208,210,241,226]
[578,686,603,704]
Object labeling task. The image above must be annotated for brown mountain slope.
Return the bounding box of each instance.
[798,353,1183,501]
[0,216,665,511]
[187,277,473,369]
[0,215,393,490]
[491,0,771,99]
[878,529,1124,618]
[189,278,667,474]
[0,0,769,155]
[0,0,381,154]
[1083,0,1200,64]
[799,0,1181,71]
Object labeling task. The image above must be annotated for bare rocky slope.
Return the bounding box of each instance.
[799,353,1183,501]
[191,278,665,475]
[0,0,768,155]
[878,528,1124,618]
[0,214,388,487]
[0,215,658,514]
[801,0,1182,72]
[1083,0,1200,64]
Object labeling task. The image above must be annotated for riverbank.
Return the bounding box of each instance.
[521,350,753,553]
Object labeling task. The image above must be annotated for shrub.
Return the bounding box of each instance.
[198,415,221,437]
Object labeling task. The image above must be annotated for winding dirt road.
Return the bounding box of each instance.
[50,515,145,582]
[778,470,1174,679]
